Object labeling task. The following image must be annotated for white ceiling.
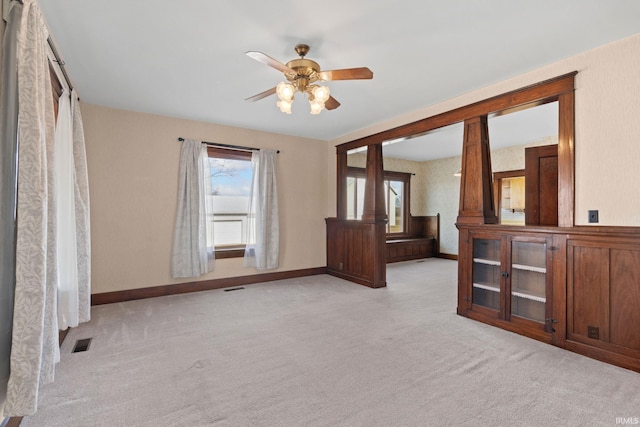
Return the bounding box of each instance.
[39,1,640,144]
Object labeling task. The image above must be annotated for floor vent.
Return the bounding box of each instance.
[73,338,92,353]
[224,287,245,292]
[416,260,426,263]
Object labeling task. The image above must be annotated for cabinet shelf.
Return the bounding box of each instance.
[473,282,500,293]
[473,258,500,266]
[512,263,546,273]
[512,288,546,303]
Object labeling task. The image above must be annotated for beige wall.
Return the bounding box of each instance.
[328,33,640,228]
[82,104,328,294]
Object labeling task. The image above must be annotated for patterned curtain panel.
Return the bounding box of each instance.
[171,139,215,278]
[244,149,279,270]
[0,0,22,416]
[6,0,59,416]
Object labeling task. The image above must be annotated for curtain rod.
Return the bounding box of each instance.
[47,37,73,92]
[178,138,280,153]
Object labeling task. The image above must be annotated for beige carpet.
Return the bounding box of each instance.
[21,259,640,426]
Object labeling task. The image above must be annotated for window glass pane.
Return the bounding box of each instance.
[355,178,365,219]
[346,177,356,219]
[388,180,403,233]
[208,157,253,247]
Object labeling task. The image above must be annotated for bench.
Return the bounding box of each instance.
[386,214,440,263]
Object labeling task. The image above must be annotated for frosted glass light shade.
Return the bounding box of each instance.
[309,100,324,115]
[276,81,295,100]
[311,85,330,103]
[277,99,292,114]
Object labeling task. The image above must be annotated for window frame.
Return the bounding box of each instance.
[206,146,253,259]
[346,166,412,236]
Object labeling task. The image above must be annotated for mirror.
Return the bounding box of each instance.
[381,123,463,251]
[346,146,367,220]
[488,101,559,226]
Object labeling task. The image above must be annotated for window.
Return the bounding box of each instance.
[345,167,411,234]
[207,147,253,258]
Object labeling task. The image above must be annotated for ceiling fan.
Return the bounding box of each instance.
[245,44,373,114]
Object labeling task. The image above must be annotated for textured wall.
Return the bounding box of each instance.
[82,104,328,294]
[423,137,558,256]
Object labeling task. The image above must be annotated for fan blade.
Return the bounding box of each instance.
[245,87,277,102]
[246,51,296,75]
[325,96,341,110]
[318,67,373,81]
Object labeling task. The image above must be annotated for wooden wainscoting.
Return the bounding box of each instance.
[386,214,440,263]
[565,234,640,370]
[326,218,386,288]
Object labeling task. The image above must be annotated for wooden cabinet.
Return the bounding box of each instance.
[565,235,640,369]
[460,229,554,342]
[458,224,640,372]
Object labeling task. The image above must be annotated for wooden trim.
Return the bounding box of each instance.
[438,253,458,261]
[336,72,577,153]
[457,223,640,238]
[207,146,252,160]
[6,417,22,427]
[214,248,245,259]
[326,269,378,288]
[59,328,69,346]
[493,169,525,224]
[557,90,575,227]
[493,169,525,180]
[565,340,640,373]
[91,267,327,305]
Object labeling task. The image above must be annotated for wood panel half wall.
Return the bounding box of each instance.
[91,267,327,305]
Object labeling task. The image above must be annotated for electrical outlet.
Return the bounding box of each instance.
[587,325,600,340]
[588,210,599,223]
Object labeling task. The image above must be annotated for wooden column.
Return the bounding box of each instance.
[457,116,497,224]
[557,91,575,227]
[362,144,387,288]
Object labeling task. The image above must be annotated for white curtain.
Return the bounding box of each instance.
[171,139,215,278]
[54,88,79,330]
[52,87,90,330]
[7,0,59,416]
[72,89,91,325]
[244,149,279,270]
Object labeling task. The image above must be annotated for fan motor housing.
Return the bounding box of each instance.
[286,58,320,79]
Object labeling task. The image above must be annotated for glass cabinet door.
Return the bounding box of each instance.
[472,238,502,311]
[510,240,547,323]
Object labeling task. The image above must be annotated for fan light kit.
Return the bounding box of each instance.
[245,44,373,115]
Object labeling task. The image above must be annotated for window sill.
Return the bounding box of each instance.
[386,233,412,241]
[215,247,245,259]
